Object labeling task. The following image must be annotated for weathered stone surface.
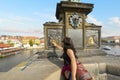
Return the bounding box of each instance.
[98,63,106,74]
[84,63,99,80]
[106,63,120,76]
[98,74,107,80]
[107,74,120,80]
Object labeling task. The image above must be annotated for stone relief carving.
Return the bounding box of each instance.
[69,13,82,29]
[86,30,99,47]
[47,29,62,48]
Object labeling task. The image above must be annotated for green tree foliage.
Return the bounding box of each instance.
[101,39,108,43]
[7,40,14,47]
[29,39,33,46]
[10,43,14,47]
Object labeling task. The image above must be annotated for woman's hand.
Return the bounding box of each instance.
[51,41,57,47]
[51,40,63,50]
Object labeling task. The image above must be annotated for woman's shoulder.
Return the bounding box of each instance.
[67,49,74,54]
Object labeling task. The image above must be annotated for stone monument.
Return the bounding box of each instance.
[43,1,120,80]
[44,0,102,50]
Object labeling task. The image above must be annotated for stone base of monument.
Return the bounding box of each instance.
[37,49,107,59]
[76,49,107,57]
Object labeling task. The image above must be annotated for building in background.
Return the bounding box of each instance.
[102,36,120,44]
[0,35,42,48]
[22,36,40,48]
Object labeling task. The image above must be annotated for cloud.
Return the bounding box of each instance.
[101,17,120,37]
[86,15,120,37]
[87,15,102,25]
[102,26,120,37]
[0,11,57,37]
[1,28,42,34]
[109,17,120,26]
[101,27,117,37]
[0,19,5,24]
[33,12,57,22]
[0,15,43,37]
[13,16,32,21]
[0,15,42,29]
[0,28,43,37]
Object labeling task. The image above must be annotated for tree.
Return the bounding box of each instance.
[101,39,108,43]
[10,43,14,47]
[29,39,33,46]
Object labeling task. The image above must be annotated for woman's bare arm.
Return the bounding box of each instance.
[67,49,77,80]
[52,41,63,50]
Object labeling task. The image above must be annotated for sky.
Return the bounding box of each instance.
[0,0,120,38]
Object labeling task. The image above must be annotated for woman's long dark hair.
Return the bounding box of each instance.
[62,37,78,59]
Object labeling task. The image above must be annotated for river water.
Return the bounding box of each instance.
[0,49,40,72]
[102,45,120,56]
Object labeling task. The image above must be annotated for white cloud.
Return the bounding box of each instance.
[0,15,42,28]
[0,19,5,24]
[101,17,120,37]
[109,17,120,26]
[86,15,120,37]
[101,27,117,37]
[87,15,102,25]
[0,15,43,37]
[0,28,43,37]
[33,12,57,22]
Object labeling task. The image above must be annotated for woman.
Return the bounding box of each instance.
[52,37,78,80]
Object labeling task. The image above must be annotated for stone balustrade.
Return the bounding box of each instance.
[44,63,120,80]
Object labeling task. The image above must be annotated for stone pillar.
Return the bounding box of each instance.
[83,14,86,49]
[56,1,94,49]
